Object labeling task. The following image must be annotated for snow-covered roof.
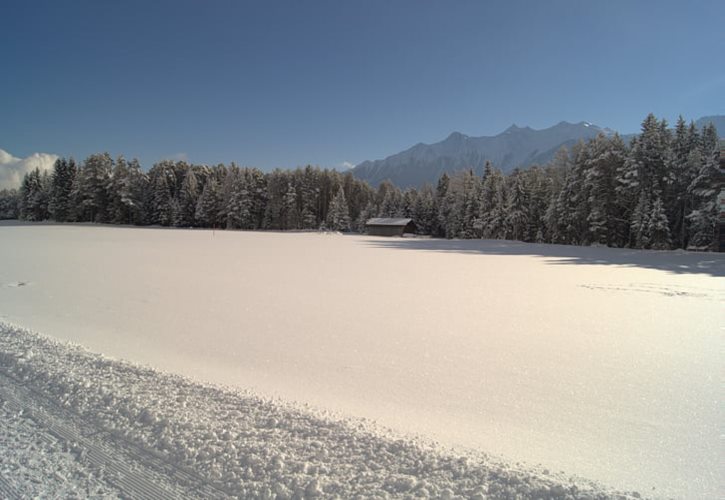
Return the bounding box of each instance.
[365,218,413,226]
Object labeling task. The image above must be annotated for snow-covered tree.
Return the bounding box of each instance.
[73,153,113,222]
[326,186,351,231]
[49,158,77,222]
[176,169,200,227]
[0,189,20,219]
[19,168,51,221]
[480,166,506,239]
[195,178,221,227]
[630,191,651,249]
[686,123,720,249]
[504,171,528,241]
[648,197,672,250]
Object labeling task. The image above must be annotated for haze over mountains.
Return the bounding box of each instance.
[351,115,725,188]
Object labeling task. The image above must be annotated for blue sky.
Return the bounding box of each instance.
[2,0,724,170]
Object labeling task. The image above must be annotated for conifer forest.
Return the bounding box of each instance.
[1,114,720,251]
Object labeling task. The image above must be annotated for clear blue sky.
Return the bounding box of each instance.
[2,0,724,170]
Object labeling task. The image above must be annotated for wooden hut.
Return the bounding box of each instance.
[365,218,416,237]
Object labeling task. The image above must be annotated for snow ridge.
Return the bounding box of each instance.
[0,323,631,499]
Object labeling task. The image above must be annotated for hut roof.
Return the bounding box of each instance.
[365,218,413,226]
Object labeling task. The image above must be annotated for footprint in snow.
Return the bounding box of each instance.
[579,283,723,300]
[5,282,29,288]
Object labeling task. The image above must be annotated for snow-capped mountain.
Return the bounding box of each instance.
[351,121,616,188]
[353,115,725,188]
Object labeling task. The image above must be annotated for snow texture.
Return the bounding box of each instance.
[0,323,622,499]
[0,222,723,498]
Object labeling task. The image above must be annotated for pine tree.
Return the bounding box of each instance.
[459,170,481,238]
[412,185,435,235]
[107,156,131,224]
[226,171,253,229]
[49,158,77,222]
[326,186,351,231]
[432,173,450,237]
[648,197,672,250]
[630,191,651,249]
[481,167,506,239]
[543,147,572,243]
[522,166,550,243]
[19,168,50,221]
[195,178,221,227]
[666,118,701,248]
[283,182,299,229]
[177,169,199,227]
[74,153,113,222]
[356,201,376,233]
[504,172,528,241]
[0,189,20,219]
[584,134,623,246]
[126,158,149,225]
[152,170,174,226]
[686,123,720,249]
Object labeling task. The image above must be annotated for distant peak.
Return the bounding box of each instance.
[503,124,533,134]
[446,131,468,141]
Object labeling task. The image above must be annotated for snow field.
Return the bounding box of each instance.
[0,323,621,499]
[0,223,723,498]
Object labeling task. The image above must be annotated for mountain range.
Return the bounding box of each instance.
[351,115,724,188]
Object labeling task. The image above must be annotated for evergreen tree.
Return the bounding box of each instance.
[177,169,200,227]
[152,169,174,226]
[326,186,351,231]
[522,166,549,243]
[283,182,300,229]
[356,201,377,233]
[480,167,506,239]
[584,134,623,245]
[126,159,149,225]
[74,153,113,222]
[0,189,20,219]
[648,197,672,250]
[195,178,221,227]
[411,185,435,235]
[48,158,77,222]
[459,169,481,238]
[432,173,450,237]
[19,168,50,221]
[686,123,720,249]
[107,156,131,224]
[630,191,651,249]
[504,171,528,240]
[226,170,254,229]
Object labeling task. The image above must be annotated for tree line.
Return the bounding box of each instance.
[0,113,720,251]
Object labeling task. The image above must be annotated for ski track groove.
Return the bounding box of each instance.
[0,370,225,500]
[0,475,22,500]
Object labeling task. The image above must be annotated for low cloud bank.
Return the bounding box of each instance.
[0,148,59,190]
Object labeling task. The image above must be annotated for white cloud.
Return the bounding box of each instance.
[0,148,59,190]
[338,161,356,170]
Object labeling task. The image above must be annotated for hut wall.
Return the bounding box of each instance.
[367,225,405,237]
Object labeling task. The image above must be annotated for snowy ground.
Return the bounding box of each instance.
[0,222,723,499]
[0,323,624,499]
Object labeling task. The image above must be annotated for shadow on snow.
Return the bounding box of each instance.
[362,237,725,278]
